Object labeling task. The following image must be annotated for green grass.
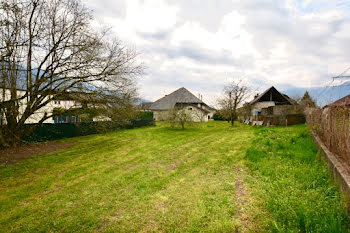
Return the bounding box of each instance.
[0,122,349,232]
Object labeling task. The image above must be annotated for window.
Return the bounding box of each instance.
[188,107,193,110]
[54,101,61,105]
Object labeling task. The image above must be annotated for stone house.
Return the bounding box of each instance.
[148,87,215,122]
[328,94,350,108]
[238,86,305,126]
[138,102,153,112]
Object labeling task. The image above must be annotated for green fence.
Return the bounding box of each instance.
[22,119,155,143]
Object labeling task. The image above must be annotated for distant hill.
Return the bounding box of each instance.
[282,81,350,107]
[135,98,152,105]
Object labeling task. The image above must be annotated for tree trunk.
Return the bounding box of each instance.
[231,110,234,126]
[3,125,22,147]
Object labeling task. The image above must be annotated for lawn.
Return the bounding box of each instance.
[0,121,349,232]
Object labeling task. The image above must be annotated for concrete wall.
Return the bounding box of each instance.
[312,131,350,215]
[251,101,275,115]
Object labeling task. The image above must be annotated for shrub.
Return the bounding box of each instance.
[213,112,229,121]
[137,111,154,119]
[21,119,155,143]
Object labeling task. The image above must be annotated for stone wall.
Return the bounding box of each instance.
[272,105,303,115]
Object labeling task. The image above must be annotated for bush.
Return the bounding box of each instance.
[137,111,154,119]
[213,112,229,121]
[22,119,155,143]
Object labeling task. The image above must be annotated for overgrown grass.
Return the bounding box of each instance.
[245,125,350,232]
[0,122,349,232]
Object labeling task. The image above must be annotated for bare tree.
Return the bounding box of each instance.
[192,107,207,122]
[217,79,250,126]
[167,107,193,130]
[0,0,144,147]
[291,94,302,104]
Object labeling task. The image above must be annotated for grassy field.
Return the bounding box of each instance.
[0,121,349,232]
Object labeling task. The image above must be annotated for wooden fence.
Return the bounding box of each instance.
[305,106,350,162]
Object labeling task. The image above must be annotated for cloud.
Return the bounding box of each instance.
[84,0,350,105]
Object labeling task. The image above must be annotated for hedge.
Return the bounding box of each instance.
[22,119,155,143]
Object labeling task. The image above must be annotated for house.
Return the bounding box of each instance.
[0,86,110,124]
[238,86,304,126]
[138,102,153,112]
[148,87,215,122]
[0,86,56,124]
[328,94,350,108]
[0,63,111,124]
[51,91,112,123]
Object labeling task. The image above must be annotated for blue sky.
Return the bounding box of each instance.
[84,0,350,105]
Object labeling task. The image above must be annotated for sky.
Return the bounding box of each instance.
[83,0,350,105]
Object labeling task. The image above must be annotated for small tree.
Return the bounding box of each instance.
[300,91,316,109]
[217,80,251,126]
[167,107,193,130]
[192,107,207,122]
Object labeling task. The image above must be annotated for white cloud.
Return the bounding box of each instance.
[84,0,350,104]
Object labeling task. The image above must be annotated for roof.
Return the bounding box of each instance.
[150,87,205,110]
[139,102,153,110]
[329,94,350,107]
[53,91,111,104]
[249,86,294,105]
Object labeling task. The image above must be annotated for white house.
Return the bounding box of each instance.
[148,87,215,122]
[0,88,57,124]
[0,88,108,124]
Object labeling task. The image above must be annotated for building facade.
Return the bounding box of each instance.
[147,87,215,122]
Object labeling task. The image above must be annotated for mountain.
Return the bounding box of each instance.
[134,98,152,105]
[282,81,350,107]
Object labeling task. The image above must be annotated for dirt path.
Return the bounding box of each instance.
[234,165,256,233]
[0,142,76,164]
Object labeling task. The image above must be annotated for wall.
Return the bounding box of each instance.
[311,121,350,215]
[305,106,350,163]
[153,105,211,122]
[273,105,303,115]
[251,101,275,115]
[238,102,305,126]
[1,89,54,124]
[305,106,350,215]
[1,88,107,124]
[153,110,169,121]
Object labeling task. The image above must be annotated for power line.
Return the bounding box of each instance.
[332,66,350,79]
[332,84,350,87]
[314,66,350,105]
[333,75,350,79]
